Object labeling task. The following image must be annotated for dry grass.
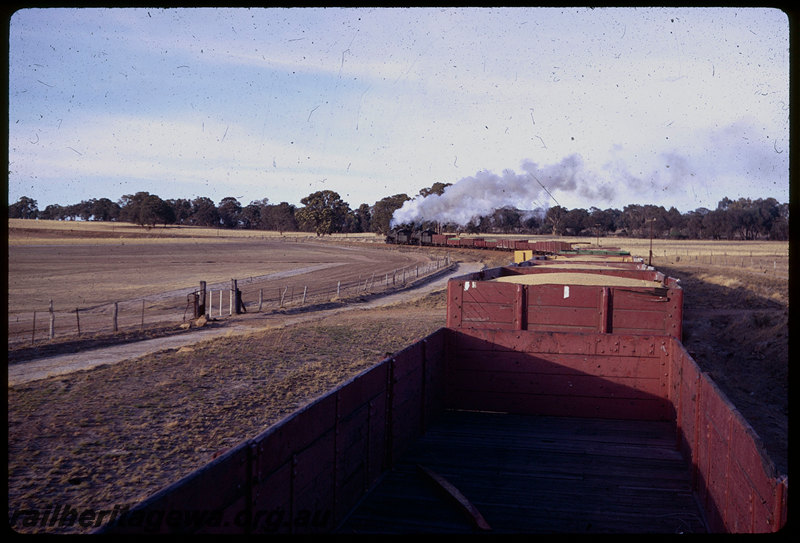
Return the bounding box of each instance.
[7,220,433,347]
[8,218,385,245]
[7,294,448,535]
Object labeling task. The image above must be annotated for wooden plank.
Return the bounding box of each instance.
[462,303,515,326]
[612,308,667,334]
[447,368,666,399]
[453,351,663,379]
[445,389,671,420]
[527,284,605,308]
[526,305,600,328]
[338,411,707,534]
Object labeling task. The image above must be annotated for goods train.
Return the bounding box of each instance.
[385,227,576,253]
[100,251,787,535]
[384,227,627,258]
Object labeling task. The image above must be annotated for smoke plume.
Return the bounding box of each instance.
[391,154,616,227]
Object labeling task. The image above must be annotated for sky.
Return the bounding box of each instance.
[7,7,791,225]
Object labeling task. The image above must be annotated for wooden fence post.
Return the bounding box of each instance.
[259,289,263,312]
[49,300,55,340]
[113,302,118,333]
[75,308,81,337]
[31,311,36,345]
[199,281,206,317]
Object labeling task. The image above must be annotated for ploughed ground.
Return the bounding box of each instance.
[7,251,788,534]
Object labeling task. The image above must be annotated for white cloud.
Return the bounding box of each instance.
[8,7,789,213]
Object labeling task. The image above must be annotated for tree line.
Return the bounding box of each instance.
[8,186,789,241]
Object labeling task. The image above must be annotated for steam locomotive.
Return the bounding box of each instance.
[384,227,575,254]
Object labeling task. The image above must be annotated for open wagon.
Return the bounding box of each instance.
[99,260,787,535]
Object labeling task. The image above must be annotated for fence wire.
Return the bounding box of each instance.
[8,257,451,348]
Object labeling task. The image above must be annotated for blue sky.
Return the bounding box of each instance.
[8,7,790,220]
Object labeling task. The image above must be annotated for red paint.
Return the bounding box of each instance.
[99,258,785,535]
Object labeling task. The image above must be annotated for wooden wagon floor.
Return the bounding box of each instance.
[337,410,708,534]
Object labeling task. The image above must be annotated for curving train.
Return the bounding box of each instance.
[385,227,622,256]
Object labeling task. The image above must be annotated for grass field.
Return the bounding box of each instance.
[7,219,440,348]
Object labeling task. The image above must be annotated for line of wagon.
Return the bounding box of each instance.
[386,228,577,254]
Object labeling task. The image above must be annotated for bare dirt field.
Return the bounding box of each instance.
[8,220,442,349]
[6,224,789,534]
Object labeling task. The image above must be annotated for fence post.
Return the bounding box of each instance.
[31,311,36,345]
[113,302,119,333]
[49,300,55,340]
[75,308,81,337]
[259,289,263,312]
[337,281,341,298]
[199,281,207,317]
[302,286,307,305]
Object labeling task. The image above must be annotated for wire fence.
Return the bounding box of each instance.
[7,255,453,349]
[654,251,789,278]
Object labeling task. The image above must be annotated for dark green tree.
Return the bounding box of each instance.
[91,198,121,221]
[418,182,451,197]
[118,192,151,224]
[544,205,568,235]
[8,196,39,219]
[295,190,350,236]
[168,198,193,225]
[190,196,219,227]
[138,193,173,227]
[490,207,522,233]
[371,194,410,235]
[563,208,590,236]
[260,202,298,233]
[240,198,270,230]
[354,203,372,233]
[588,207,619,236]
[218,197,243,228]
[39,203,65,220]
